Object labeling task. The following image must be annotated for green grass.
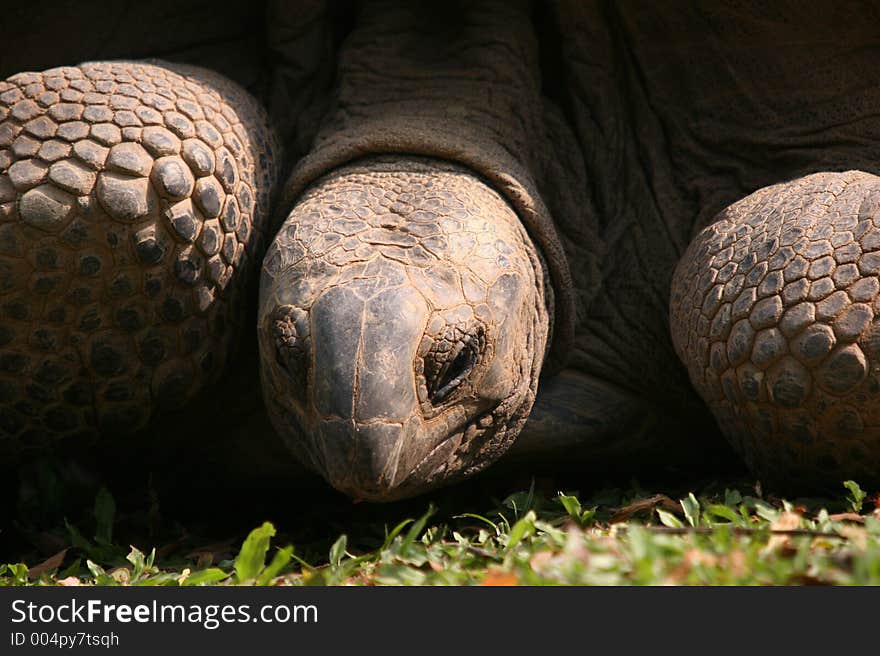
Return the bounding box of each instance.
[4,477,880,586]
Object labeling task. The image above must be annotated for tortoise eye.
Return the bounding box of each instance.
[424,325,486,405]
[429,345,476,403]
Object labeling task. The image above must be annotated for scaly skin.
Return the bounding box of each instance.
[0,62,278,449]
[671,171,880,486]
[260,157,549,501]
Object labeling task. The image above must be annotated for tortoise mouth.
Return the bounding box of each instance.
[263,379,495,501]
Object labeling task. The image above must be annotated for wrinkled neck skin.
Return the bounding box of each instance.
[260,158,550,500]
[547,2,880,405]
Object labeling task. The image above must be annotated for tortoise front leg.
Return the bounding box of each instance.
[671,170,880,488]
[0,62,278,448]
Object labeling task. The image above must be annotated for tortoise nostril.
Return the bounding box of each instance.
[270,305,309,395]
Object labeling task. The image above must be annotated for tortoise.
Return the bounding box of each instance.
[2,0,880,502]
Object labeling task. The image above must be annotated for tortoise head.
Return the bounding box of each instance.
[258,156,551,500]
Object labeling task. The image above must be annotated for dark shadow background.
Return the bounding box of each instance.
[1,0,269,87]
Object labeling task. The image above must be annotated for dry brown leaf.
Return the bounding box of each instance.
[27,548,68,579]
[481,569,518,586]
[839,525,868,550]
[725,550,747,578]
[564,526,590,562]
[828,512,865,524]
[665,565,689,584]
[110,567,131,585]
[57,576,81,586]
[610,494,680,523]
[772,511,802,529]
[764,511,802,554]
[529,551,555,572]
[684,548,718,568]
[666,548,718,584]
